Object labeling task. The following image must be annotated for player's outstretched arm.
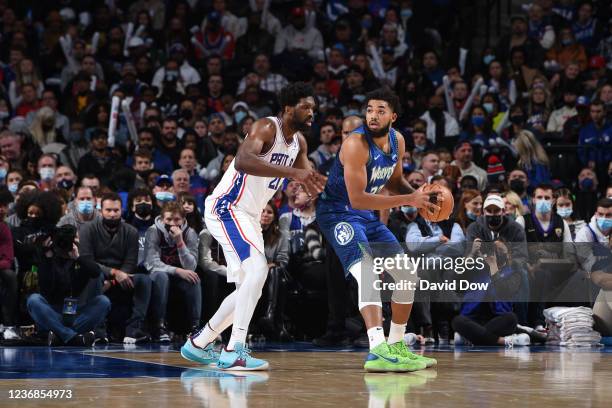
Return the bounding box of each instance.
[343,134,440,212]
[234,118,302,179]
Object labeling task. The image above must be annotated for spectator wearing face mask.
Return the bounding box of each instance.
[153,175,177,209]
[574,198,612,336]
[79,192,152,344]
[37,154,58,191]
[144,201,200,342]
[456,189,483,234]
[57,186,99,232]
[554,188,586,240]
[126,188,157,271]
[575,167,600,222]
[516,184,573,242]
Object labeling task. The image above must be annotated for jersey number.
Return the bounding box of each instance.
[269,178,282,190]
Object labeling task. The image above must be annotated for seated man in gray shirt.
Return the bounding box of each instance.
[80,192,152,344]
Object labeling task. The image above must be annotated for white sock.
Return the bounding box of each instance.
[192,322,219,348]
[228,327,248,350]
[367,326,385,350]
[387,321,407,345]
[192,289,239,348]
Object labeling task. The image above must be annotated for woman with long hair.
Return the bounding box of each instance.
[179,192,204,234]
[29,107,58,148]
[554,187,586,240]
[502,191,525,224]
[526,84,553,134]
[512,130,551,186]
[259,200,291,340]
[9,58,44,108]
[456,189,483,233]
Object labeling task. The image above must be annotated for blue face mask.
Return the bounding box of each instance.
[401,206,418,215]
[466,210,478,220]
[402,163,415,173]
[557,207,573,218]
[535,199,552,214]
[483,103,495,114]
[483,55,495,66]
[234,111,247,125]
[77,200,94,215]
[0,168,6,179]
[580,178,594,191]
[8,183,18,194]
[400,9,413,19]
[471,116,485,127]
[596,217,612,233]
[155,191,176,202]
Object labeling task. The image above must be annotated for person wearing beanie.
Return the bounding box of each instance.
[486,155,506,186]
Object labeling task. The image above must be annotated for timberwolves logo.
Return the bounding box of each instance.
[334,222,354,246]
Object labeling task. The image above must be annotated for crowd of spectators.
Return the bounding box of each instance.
[0,0,611,346]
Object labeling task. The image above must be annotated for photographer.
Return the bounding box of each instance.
[466,194,529,325]
[144,202,200,342]
[26,225,110,346]
[452,237,529,347]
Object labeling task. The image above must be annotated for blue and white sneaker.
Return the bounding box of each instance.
[217,342,269,371]
[181,338,220,366]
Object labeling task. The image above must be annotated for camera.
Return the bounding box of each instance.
[51,225,77,255]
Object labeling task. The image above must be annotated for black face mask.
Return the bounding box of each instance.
[509,179,526,194]
[24,216,42,228]
[510,114,525,125]
[429,107,443,118]
[181,109,193,121]
[134,203,152,218]
[58,179,74,190]
[103,217,121,229]
[486,214,503,228]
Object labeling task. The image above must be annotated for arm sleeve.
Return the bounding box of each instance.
[143,227,177,275]
[177,229,198,271]
[76,256,103,278]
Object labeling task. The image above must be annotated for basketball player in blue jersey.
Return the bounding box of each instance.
[317,88,441,372]
[181,83,326,370]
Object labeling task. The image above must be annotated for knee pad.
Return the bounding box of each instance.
[348,262,382,310]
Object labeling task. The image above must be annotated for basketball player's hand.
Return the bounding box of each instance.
[176,268,200,284]
[293,168,326,196]
[113,269,134,289]
[407,189,441,214]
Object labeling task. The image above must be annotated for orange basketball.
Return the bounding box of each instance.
[417,183,454,222]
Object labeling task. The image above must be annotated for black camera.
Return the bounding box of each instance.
[51,225,77,254]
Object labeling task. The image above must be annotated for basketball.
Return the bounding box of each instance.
[417,183,454,222]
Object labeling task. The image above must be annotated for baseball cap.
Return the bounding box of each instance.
[156,175,173,186]
[483,194,504,210]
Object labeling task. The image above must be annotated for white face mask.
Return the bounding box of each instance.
[39,167,56,181]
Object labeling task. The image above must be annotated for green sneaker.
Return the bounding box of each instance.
[364,343,426,372]
[388,341,437,368]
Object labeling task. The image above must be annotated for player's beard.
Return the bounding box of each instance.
[366,120,392,138]
[292,116,312,136]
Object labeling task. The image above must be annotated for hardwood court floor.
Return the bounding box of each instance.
[1,344,612,407]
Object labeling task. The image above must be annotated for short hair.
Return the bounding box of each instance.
[590,99,604,109]
[161,201,185,218]
[596,198,612,209]
[533,183,554,195]
[320,122,338,132]
[100,192,122,208]
[278,82,314,111]
[162,117,178,127]
[133,150,153,161]
[75,186,93,197]
[37,153,57,166]
[365,87,401,114]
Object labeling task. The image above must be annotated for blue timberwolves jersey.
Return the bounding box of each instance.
[319,125,399,216]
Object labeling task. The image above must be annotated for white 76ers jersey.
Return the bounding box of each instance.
[208,117,301,219]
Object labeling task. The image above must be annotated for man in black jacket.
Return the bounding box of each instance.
[80,192,152,344]
[26,225,110,346]
[77,129,122,186]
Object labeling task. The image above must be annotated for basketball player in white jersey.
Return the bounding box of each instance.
[181,82,325,370]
